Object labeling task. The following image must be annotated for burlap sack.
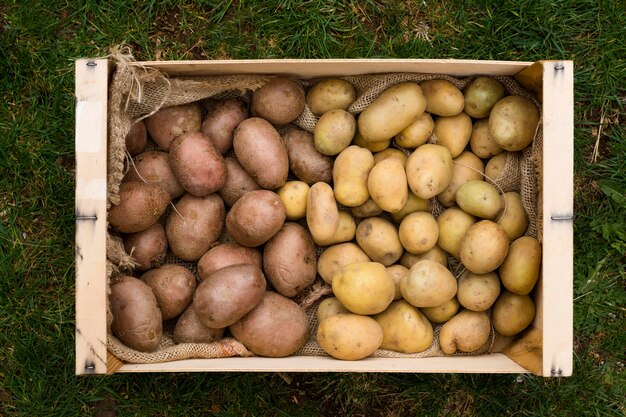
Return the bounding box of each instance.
[105,51,541,365]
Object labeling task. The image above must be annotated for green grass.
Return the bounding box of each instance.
[1,0,625,416]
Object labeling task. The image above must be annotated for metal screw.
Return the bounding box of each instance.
[550,368,563,376]
[86,61,97,67]
[76,215,98,220]
[551,215,573,221]
[554,63,565,71]
[515,375,524,383]
[85,364,95,371]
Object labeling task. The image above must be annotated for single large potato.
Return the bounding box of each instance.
[109,182,170,233]
[437,207,476,259]
[226,190,286,247]
[374,300,433,353]
[166,194,225,261]
[276,181,309,221]
[463,77,505,118]
[314,109,357,156]
[173,304,225,344]
[317,297,350,323]
[123,223,168,271]
[499,236,541,295]
[125,120,147,156]
[489,95,540,151]
[110,276,162,352]
[218,157,261,207]
[170,132,227,197]
[317,314,383,360]
[355,217,403,266]
[492,291,536,336]
[307,78,356,116]
[399,212,439,254]
[459,220,509,274]
[251,77,305,125]
[141,264,197,320]
[358,82,427,142]
[282,127,333,185]
[496,192,529,240]
[306,182,340,243]
[145,103,202,151]
[332,261,395,315]
[469,118,503,159]
[314,211,356,247]
[230,291,309,357]
[456,180,504,220]
[401,260,457,308]
[439,310,491,354]
[457,271,501,312]
[124,151,184,199]
[317,242,370,285]
[197,242,262,281]
[405,144,454,199]
[193,264,266,329]
[400,246,448,269]
[433,112,473,158]
[420,297,460,324]
[395,113,434,149]
[333,145,374,207]
[263,223,317,297]
[234,118,289,190]
[419,79,464,116]
[437,151,485,208]
[386,264,409,300]
[389,191,430,223]
[201,98,248,154]
[367,158,408,213]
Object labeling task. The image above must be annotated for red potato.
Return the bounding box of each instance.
[108,182,170,234]
[123,223,168,271]
[141,264,197,321]
[201,98,248,154]
[251,77,305,125]
[125,120,147,156]
[197,242,262,281]
[218,158,261,207]
[282,126,333,185]
[144,103,202,151]
[123,151,185,199]
[173,305,225,344]
[226,190,286,247]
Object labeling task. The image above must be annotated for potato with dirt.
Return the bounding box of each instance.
[218,157,261,207]
[109,182,170,234]
[125,120,147,156]
[123,223,168,271]
[201,98,248,154]
[123,151,185,199]
[141,264,197,321]
[282,126,333,185]
[145,103,202,151]
[197,242,262,281]
[174,305,225,344]
[251,77,305,125]
[226,190,286,247]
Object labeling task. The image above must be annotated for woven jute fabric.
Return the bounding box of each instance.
[105,53,541,365]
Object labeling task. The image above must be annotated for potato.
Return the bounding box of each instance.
[317,242,370,285]
[457,271,501,312]
[420,297,459,324]
[123,223,168,271]
[333,145,374,207]
[400,246,448,269]
[169,132,227,197]
[109,182,170,233]
[317,297,350,323]
[314,109,357,156]
[141,264,197,320]
[469,118,503,159]
[496,192,528,240]
[353,129,391,152]
[433,112,473,158]
[226,190,286,247]
[358,82,427,142]
[374,300,433,353]
[373,148,408,166]
[439,310,491,354]
[386,264,409,300]
[306,182,340,243]
[436,207,476,259]
[197,242,262,281]
[263,223,316,297]
[276,181,309,221]
[399,212,439,255]
[315,211,357,247]
[394,113,434,149]
[489,95,540,151]
[173,305,225,344]
[307,78,356,116]
[332,261,395,315]
[166,194,225,261]
[367,158,408,213]
[456,180,504,220]
[437,151,485,207]
[145,103,202,151]
[218,157,261,207]
[110,276,162,352]
[194,264,267,329]
[251,77,305,125]
[355,217,403,266]
[492,291,536,336]
[124,151,185,199]
[200,98,248,154]
[484,152,509,182]
[419,79,464,116]
[401,260,457,308]
[282,127,333,185]
[405,144,454,199]
[459,220,509,274]
[230,291,309,357]
[317,314,383,360]
[234,118,289,189]
[463,77,505,118]
[499,236,541,295]
[351,198,383,219]
[389,191,430,223]
[125,120,147,156]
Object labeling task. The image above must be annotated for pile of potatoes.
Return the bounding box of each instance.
[110,73,542,361]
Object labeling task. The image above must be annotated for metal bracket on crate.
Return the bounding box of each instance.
[76,215,98,221]
[550,214,573,221]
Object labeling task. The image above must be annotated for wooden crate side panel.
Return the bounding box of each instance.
[75,58,109,375]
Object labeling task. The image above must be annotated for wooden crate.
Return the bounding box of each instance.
[75,59,573,376]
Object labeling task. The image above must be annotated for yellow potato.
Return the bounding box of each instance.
[332,261,395,315]
[386,264,409,300]
[317,242,370,285]
[374,300,433,353]
[405,144,454,199]
[316,297,350,323]
[499,236,541,295]
[420,79,464,116]
[455,180,504,220]
[367,158,408,213]
[437,207,476,259]
[333,145,375,207]
[463,77,505,119]
[390,191,430,223]
[317,314,383,360]
[401,260,457,308]
[306,182,340,243]
[351,198,383,219]
[457,271,501,311]
[353,129,391,152]
[439,310,491,354]
[437,151,485,207]
[459,220,509,274]
[399,211,439,254]
[484,152,509,182]
[395,113,434,149]
[276,181,309,221]
[470,118,503,159]
[358,82,427,142]
[315,211,357,246]
[492,290,536,336]
[400,246,448,269]
[489,95,540,151]
[373,148,408,166]
[314,109,356,155]
[420,297,460,324]
[307,78,356,116]
[433,112,473,158]
[355,217,403,266]
[496,192,529,240]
